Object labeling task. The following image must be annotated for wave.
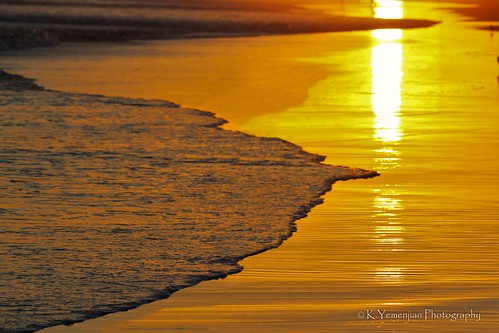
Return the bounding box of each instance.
[0,71,378,333]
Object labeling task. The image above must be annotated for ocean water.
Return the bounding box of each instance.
[0,74,377,332]
[1,0,498,332]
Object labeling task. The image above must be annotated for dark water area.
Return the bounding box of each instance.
[0,0,437,51]
[0,71,377,333]
[439,0,499,22]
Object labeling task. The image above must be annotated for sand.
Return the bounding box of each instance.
[0,0,437,51]
[1,0,498,332]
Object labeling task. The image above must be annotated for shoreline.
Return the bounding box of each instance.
[0,1,496,330]
[0,0,438,52]
[29,0,499,330]
[0,70,379,333]
[0,17,438,52]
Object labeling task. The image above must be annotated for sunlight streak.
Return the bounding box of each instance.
[371,42,403,144]
[371,0,406,285]
[373,0,404,19]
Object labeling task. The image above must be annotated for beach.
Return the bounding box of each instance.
[1,0,499,332]
[0,65,377,333]
[0,0,436,51]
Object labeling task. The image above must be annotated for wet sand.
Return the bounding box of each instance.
[2,0,498,332]
[443,0,499,22]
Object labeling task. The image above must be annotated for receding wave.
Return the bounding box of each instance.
[0,71,378,333]
[0,0,438,51]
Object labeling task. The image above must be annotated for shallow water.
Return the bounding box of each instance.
[0,75,377,332]
[2,0,499,332]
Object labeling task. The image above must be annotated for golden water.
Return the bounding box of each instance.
[3,0,498,331]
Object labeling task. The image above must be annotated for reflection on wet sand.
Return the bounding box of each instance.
[370,0,405,286]
[5,0,498,331]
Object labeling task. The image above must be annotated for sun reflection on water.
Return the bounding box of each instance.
[375,267,406,283]
[373,188,404,251]
[371,42,403,145]
[371,1,403,147]
[371,0,405,285]
[372,0,404,20]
